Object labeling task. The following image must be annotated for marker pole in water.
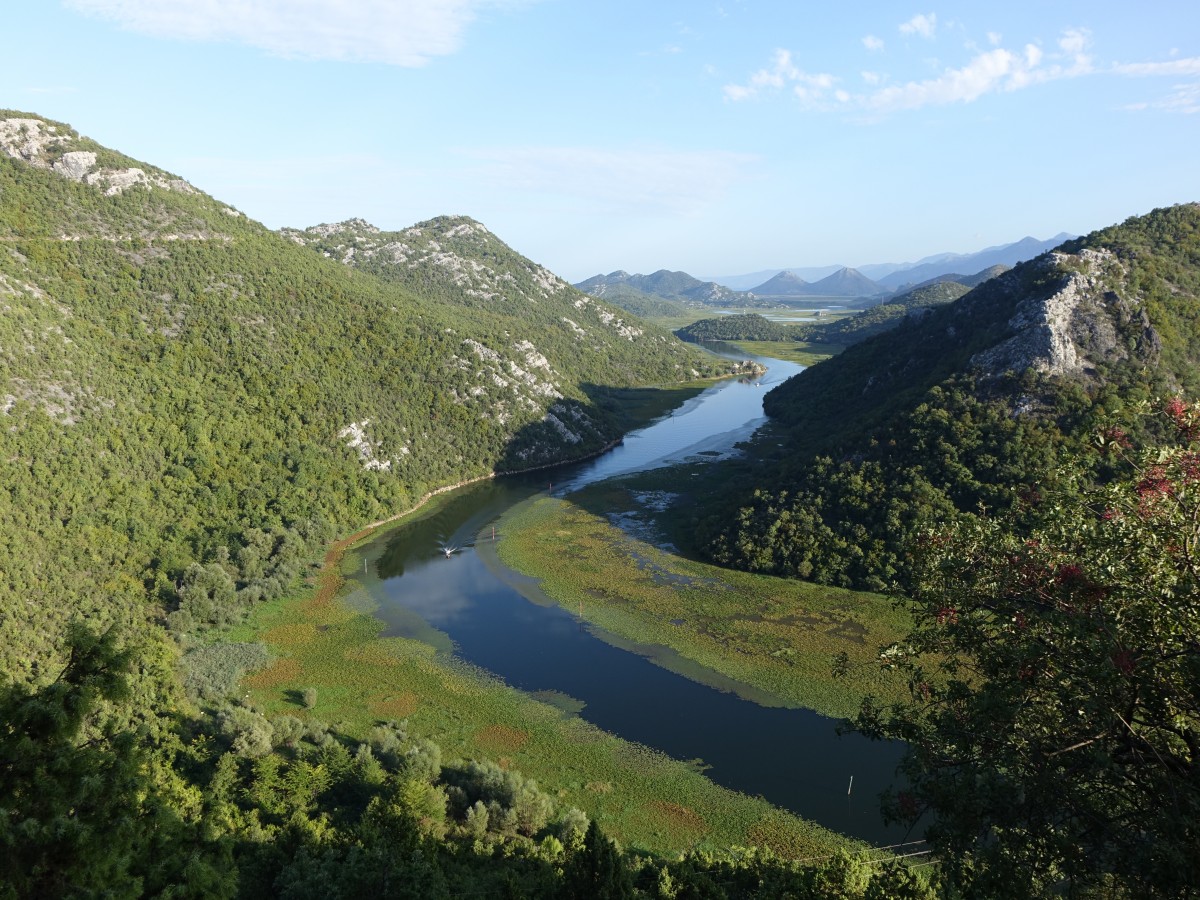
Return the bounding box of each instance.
[847,775,853,796]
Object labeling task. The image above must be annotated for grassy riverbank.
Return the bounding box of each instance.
[729,339,846,367]
[230,478,855,861]
[494,477,909,720]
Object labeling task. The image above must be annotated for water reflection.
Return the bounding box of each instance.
[361,355,909,844]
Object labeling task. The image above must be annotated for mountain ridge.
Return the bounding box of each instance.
[697,203,1199,590]
[0,110,726,678]
[704,233,1075,292]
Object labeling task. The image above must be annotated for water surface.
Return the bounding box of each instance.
[358,352,908,844]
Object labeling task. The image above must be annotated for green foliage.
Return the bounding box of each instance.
[181,641,271,701]
[0,626,144,897]
[563,820,635,899]
[0,119,723,684]
[443,759,555,838]
[701,204,1200,592]
[852,399,1200,897]
[795,282,970,346]
[676,313,794,343]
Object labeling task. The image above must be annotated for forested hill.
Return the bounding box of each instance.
[0,111,722,679]
[700,203,1200,589]
[793,280,972,346]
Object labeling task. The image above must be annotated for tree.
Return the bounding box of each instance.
[562,820,633,900]
[854,399,1200,897]
[0,625,145,897]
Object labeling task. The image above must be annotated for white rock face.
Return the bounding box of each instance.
[53,151,97,181]
[87,167,150,196]
[0,116,196,196]
[971,248,1142,380]
[0,118,63,160]
[338,420,392,471]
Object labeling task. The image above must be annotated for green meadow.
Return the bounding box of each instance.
[730,339,846,367]
[494,478,909,720]
[230,497,856,859]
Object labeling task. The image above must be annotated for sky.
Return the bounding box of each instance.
[3,1,1199,281]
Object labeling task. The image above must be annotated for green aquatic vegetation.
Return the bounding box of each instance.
[227,499,855,859]
[493,483,910,719]
[729,340,845,367]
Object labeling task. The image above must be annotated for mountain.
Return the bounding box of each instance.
[796,280,972,346]
[707,235,1072,292]
[875,234,1074,291]
[960,263,1011,287]
[704,265,843,291]
[747,270,810,295]
[0,110,724,679]
[805,266,884,297]
[750,266,883,298]
[574,268,758,308]
[698,204,1200,591]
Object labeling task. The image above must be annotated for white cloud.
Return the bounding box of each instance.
[987,31,1002,47]
[1124,82,1200,114]
[65,0,533,66]
[1058,28,1089,57]
[866,47,1023,111]
[1113,57,1200,77]
[726,26,1200,117]
[899,13,937,40]
[462,145,758,215]
[862,34,884,52]
[1115,57,1200,115]
[723,49,836,103]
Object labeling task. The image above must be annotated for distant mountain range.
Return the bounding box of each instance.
[749,266,886,298]
[580,235,1074,311]
[698,204,1200,593]
[704,233,1075,293]
[575,269,755,306]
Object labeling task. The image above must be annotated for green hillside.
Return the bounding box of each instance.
[0,111,725,679]
[0,111,945,898]
[675,312,794,342]
[794,281,971,346]
[699,203,1200,589]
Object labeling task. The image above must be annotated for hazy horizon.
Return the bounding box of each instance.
[5,1,1197,280]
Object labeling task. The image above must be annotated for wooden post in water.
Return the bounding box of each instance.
[492,525,496,541]
[847,775,854,796]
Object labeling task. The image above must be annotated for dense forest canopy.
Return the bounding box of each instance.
[675,313,794,343]
[698,203,1200,592]
[0,111,728,680]
[0,109,951,900]
[3,109,1197,896]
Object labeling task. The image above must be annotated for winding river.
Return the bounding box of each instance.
[354,347,907,845]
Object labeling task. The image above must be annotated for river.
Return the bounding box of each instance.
[354,347,907,845]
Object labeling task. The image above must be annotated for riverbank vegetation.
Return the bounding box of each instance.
[700,205,1200,594]
[223,506,854,859]
[494,479,909,719]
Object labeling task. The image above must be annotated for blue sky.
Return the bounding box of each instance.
[4,1,1198,280]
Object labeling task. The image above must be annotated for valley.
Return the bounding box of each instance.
[2,107,1198,898]
[232,357,906,853]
